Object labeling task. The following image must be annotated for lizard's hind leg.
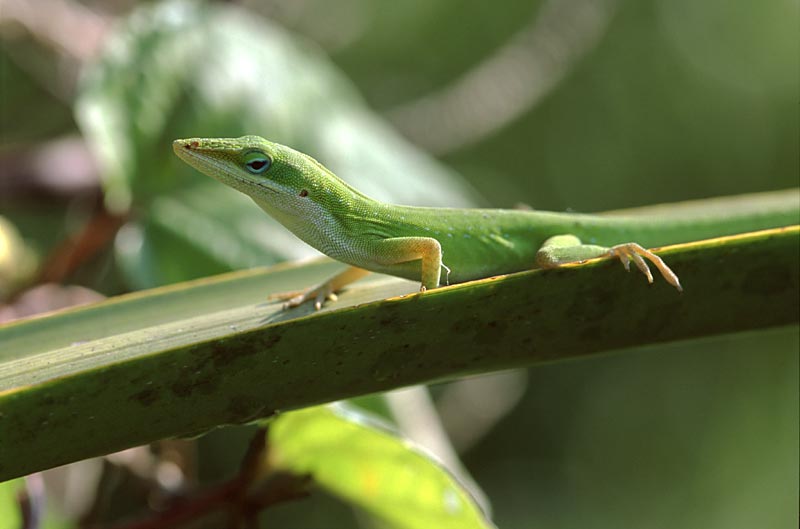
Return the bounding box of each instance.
[535,235,682,291]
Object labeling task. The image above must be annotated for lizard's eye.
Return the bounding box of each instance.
[244,153,272,174]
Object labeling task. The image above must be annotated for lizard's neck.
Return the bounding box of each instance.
[250,186,379,257]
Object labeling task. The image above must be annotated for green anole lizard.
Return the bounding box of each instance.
[173,136,799,309]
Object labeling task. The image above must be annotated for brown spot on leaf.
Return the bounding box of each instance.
[170,376,218,398]
[264,334,282,348]
[131,388,159,407]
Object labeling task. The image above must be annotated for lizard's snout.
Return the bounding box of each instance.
[172,139,201,155]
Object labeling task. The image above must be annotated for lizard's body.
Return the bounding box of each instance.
[277,201,756,284]
[173,136,799,307]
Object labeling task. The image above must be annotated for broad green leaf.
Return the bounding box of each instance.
[0,226,797,481]
[268,404,495,529]
[75,0,479,288]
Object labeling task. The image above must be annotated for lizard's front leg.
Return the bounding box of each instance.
[535,234,682,291]
[369,236,444,291]
[276,236,444,310]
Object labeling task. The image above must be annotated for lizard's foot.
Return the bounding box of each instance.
[269,286,338,311]
[268,266,370,311]
[607,243,682,292]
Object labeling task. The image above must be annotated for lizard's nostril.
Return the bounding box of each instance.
[185,141,199,149]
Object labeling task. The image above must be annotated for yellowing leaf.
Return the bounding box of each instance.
[268,404,496,529]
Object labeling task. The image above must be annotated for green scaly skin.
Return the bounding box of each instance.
[173,136,800,307]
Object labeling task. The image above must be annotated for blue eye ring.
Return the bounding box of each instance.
[244,152,272,174]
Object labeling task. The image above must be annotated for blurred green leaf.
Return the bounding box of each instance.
[0,51,74,146]
[0,226,796,481]
[304,0,540,108]
[268,404,495,529]
[437,1,799,209]
[558,328,797,529]
[0,215,38,299]
[0,479,22,527]
[75,0,479,288]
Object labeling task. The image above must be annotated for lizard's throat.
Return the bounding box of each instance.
[251,197,342,255]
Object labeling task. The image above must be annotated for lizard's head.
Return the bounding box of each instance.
[173,136,345,213]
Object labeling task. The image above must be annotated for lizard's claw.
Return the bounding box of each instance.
[607,243,682,292]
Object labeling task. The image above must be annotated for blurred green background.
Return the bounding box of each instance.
[0,0,797,527]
